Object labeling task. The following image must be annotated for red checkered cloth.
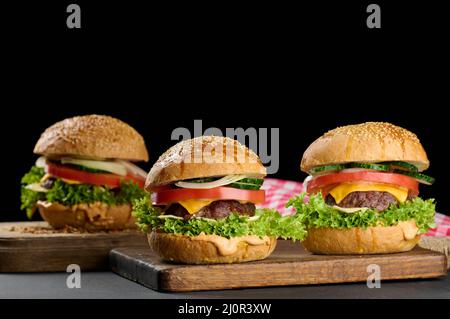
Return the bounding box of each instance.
[260,178,450,237]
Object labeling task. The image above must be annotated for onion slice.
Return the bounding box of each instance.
[25,183,49,193]
[158,215,183,220]
[35,156,48,169]
[60,157,127,176]
[248,215,260,222]
[331,206,369,213]
[175,175,247,189]
[302,175,313,192]
[115,160,148,179]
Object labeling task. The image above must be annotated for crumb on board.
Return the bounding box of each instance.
[7,225,127,234]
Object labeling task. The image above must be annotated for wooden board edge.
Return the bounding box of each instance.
[157,252,448,292]
[0,246,113,272]
[109,249,161,290]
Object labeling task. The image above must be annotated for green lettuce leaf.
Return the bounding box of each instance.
[286,192,436,234]
[20,166,46,218]
[20,165,148,219]
[132,198,307,240]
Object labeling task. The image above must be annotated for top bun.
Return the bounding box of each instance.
[34,115,149,162]
[301,122,429,172]
[146,136,266,190]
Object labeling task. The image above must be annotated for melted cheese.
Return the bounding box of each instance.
[329,183,408,204]
[177,199,214,214]
[60,178,82,185]
[191,233,271,255]
[331,206,369,213]
[42,173,82,185]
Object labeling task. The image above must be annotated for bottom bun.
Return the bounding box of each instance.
[37,200,136,231]
[148,231,277,264]
[302,220,421,254]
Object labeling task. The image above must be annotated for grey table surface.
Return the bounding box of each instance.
[0,272,449,299]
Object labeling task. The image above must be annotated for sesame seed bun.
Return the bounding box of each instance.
[34,114,149,162]
[37,201,136,231]
[302,220,421,254]
[148,231,277,264]
[145,136,266,191]
[301,122,429,172]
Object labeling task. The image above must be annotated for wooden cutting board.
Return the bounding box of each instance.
[110,240,448,292]
[0,221,147,272]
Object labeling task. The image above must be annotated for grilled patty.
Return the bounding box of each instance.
[326,191,400,211]
[164,200,256,219]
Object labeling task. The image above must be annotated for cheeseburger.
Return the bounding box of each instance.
[20,115,149,231]
[133,136,305,264]
[287,122,436,254]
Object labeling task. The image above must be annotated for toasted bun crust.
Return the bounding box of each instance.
[37,201,136,231]
[146,136,266,190]
[301,122,429,172]
[302,220,421,254]
[148,231,277,264]
[34,114,149,161]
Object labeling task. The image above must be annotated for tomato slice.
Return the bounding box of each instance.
[154,187,266,205]
[308,183,339,199]
[46,163,145,188]
[307,171,419,196]
[148,185,172,192]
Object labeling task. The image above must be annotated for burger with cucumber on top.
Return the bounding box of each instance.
[133,136,306,264]
[20,115,149,231]
[287,122,436,254]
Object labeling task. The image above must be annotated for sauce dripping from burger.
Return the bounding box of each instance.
[191,233,271,256]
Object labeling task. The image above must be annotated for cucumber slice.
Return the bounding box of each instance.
[310,163,390,175]
[394,169,435,185]
[309,164,347,175]
[381,161,419,172]
[176,176,264,190]
[349,163,390,171]
[229,178,264,190]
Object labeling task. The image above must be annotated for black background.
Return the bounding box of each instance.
[1,1,448,221]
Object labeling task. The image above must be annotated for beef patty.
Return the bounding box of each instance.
[164,200,256,219]
[326,191,401,211]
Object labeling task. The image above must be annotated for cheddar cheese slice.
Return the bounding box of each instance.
[178,199,214,214]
